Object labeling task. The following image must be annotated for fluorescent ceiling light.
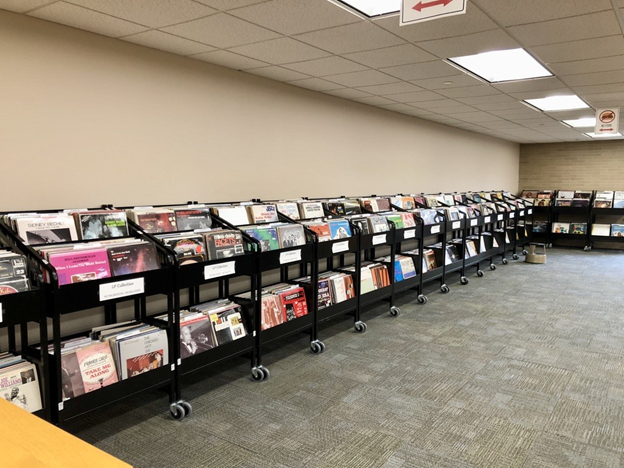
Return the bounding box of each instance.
[524,95,590,112]
[334,0,400,17]
[447,48,552,83]
[585,132,623,139]
[563,117,596,128]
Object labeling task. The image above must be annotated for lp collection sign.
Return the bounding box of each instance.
[400,0,467,26]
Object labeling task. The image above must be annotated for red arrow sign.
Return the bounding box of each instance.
[413,0,452,12]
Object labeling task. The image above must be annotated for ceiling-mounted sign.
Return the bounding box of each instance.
[595,108,620,135]
[400,0,467,26]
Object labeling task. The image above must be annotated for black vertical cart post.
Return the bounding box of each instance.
[550,191,593,250]
[465,195,500,272]
[412,200,452,294]
[451,200,488,278]
[437,199,470,286]
[5,208,179,425]
[532,196,554,247]
[248,208,316,379]
[388,201,428,305]
[492,195,520,262]
[0,224,50,421]
[502,193,534,256]
[125,202,258,410]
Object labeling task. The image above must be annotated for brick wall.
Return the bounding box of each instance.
[519,141,624,192]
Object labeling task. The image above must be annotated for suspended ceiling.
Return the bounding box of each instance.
[3,0,624,144]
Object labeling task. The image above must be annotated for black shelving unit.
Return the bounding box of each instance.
[2,208,179,425]
[588,204,624,251]
[550,192,592,250]
[0,225,50,421]
[532,199,553,247]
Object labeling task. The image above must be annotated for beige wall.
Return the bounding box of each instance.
[0,11,519,212]
[519,141,624,191]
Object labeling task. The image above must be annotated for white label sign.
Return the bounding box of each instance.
[484,216,491,223]
[372,234,387,245]
[0,303,3,323]
[470,219,478,227]
[100,278,145,302]
[280,249,301,264]
[510,212,515,219]
[528,209,533,215]
[520,210,525,216]
[452,221,461,229]
[204,261,236,280]
[497,214,503,221]
[431,225,441,234]
[401,0,467,26]
[595,108,620,135]
[332,241,349,254]
[404,229,416,239]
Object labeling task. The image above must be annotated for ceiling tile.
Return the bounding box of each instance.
[473,101,531,112]
[67,0,216,28]
[418,30,520,59]
[282,56,367,76]
[375,4,498,42]
[456,94,517,105]
[294,22,405,55]
[228,38,331,64]
[324,69,399,87]
[540,109,595,120]
[436,85,500,99]
[29,2,147,37]
[192,50,270,70]
[402,108,435,118]
[287,77,344,91]
[343,44,436,69]
[435,104,479,115]
[530,36,624,63]
[490,108,543,119]
[549,56,624,76]
[582,93,624,105]
[0,0,56,13]
[355,82,422,96]
[382,60,462,81]
[412,99,466,110]
[193,0,267,10]
[492,77,565,94]
[352,96,396,106]
[123,30,216,56]
[572,82,624,96]
[386,90,444,103]
[508,88,575,100]
[508,11,620,47]
[561,69,624,86]
[471,0,612,27]
[415,73,484,90]
[247,66,311,82]
[451,112,502,122]
[228,0,361,35]
[323,88,372,99]
[161,13,280,49]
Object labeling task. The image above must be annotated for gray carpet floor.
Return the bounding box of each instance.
[66,248,624,467]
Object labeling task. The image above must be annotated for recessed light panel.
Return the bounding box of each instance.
[563,117,596,128]
[585,132,623,139]
[334,0,400,17]
[525,95,590,112]
[447,48,552,83]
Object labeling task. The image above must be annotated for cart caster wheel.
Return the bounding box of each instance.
[477,270,484,277]
[180,401,192,418]
[390,306,401,317]
[522,249,528,255]
[310,340,325,354]
[417,294,428,304]
[460,276,469,285]
[490,264,497,271]
[502,258,508,265]
[587,246,592,251]
[251,366,269,382]
[170,403,186,421]
[512,254,519,260]
[548,243,553,248]
[440,284,450,294]
[354,321,367,333]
